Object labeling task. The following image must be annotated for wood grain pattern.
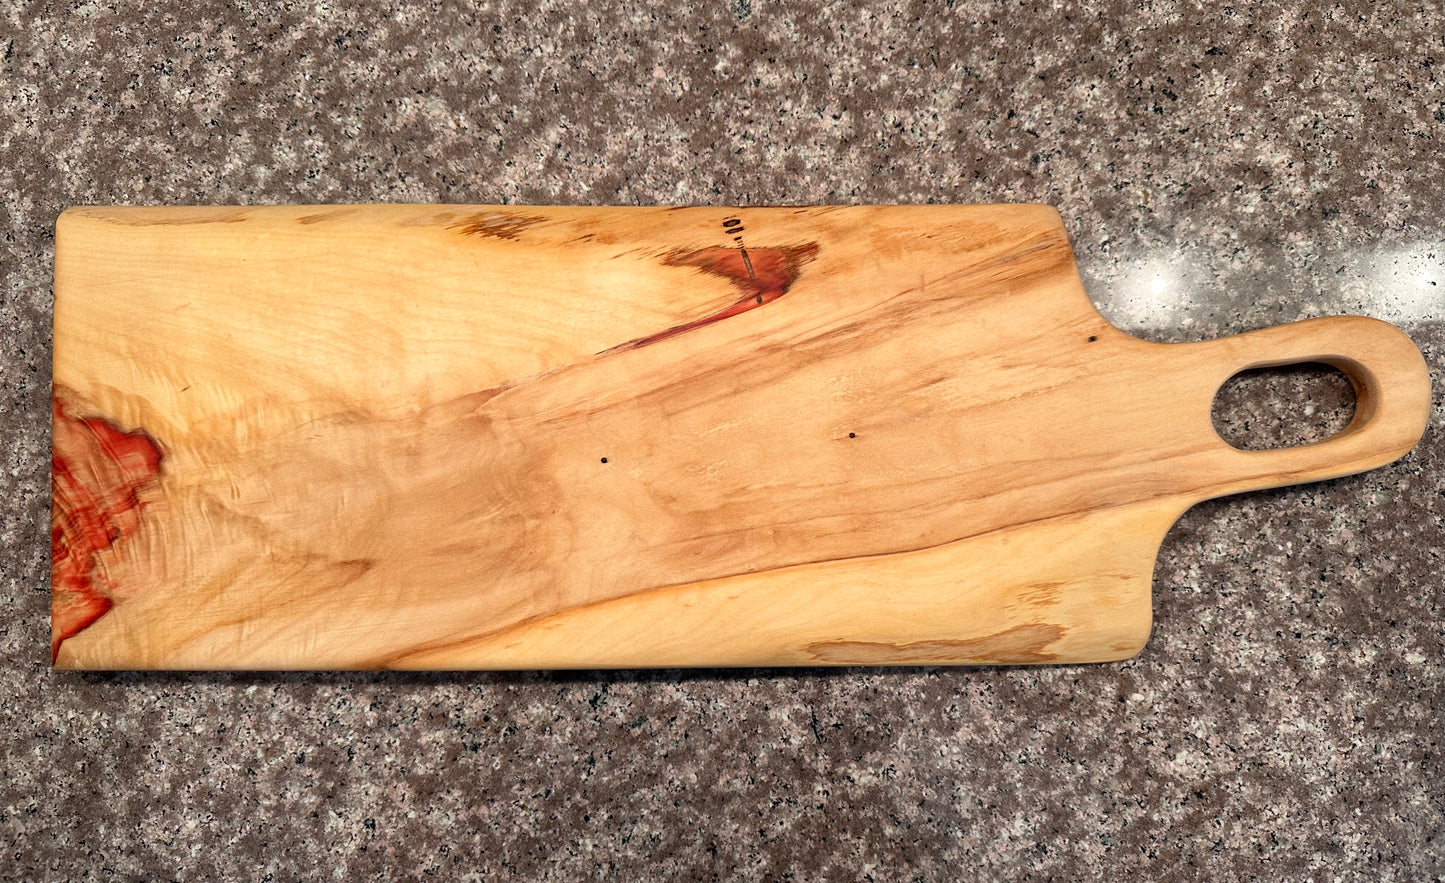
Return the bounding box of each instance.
[51,205,1432,669]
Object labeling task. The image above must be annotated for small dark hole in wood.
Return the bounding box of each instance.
[723,219,741,227]
[1087,335,1098,342]
[1211,362,1355,450]
[600,457,608,463]
[848,432,856,438]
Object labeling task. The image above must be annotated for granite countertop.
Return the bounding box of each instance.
[1,2,1440,880]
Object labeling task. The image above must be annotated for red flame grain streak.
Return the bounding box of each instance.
[51,397,163,663]
[604,244,819,353]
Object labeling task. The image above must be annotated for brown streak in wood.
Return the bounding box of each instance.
[1017,580,1066,607]
[67,207,252,226]
[448,211,548,240]
[296,209,354,225]
[805,624,1067,664]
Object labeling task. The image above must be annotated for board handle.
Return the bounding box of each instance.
[1197,315,1431,495]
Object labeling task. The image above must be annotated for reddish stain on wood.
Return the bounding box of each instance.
[51,397,163,662]
[606,243,819,353]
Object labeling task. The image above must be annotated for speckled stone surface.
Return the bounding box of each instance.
[2,1,1441,879]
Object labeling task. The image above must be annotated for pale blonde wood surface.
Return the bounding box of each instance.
[51,205,1432,669]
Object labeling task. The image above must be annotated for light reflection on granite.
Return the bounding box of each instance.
[1085,241,1443,338]
[0,0,1441,879]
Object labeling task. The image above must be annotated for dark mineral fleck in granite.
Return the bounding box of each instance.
[1,2,1441,880]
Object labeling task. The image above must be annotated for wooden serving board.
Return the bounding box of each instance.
[51,205,1430,670]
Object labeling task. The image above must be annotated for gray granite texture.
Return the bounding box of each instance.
[2,1,1442,880]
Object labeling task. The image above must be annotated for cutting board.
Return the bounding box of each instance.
[51,205,1431,669]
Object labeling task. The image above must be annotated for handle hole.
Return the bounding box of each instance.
[1211,362,1356,451]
